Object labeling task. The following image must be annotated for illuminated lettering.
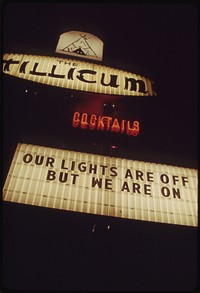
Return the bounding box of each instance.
[23,154,55,167]
[96,116,113,131]
[171,175,188,186]
[46,170,79,184]
[126,121,140,136]
[100,165,108,175]
[160,174,188,187]
[61,159,68,170]
[3,58,20,71]
[48,65,65,78]
[30,62,47,76]
[135,170,144,181]
[19,61,29,73]
[105,117,113,131]
[110,167,118,177]
[89,114,97,130]
[147,172,154,182]
[3,54,156,96]
[100,73,119,88]
[92,177,102,188]
[59,160,117,176]
[72,111,140,136]
[161,187,181,199]
[121,181,152,195]
[76,69,96,83]
[91,177,112,190]
[23,154,33,164]
[46,170,56,181]
[67,68,75,80]
[124,77,147,94]
[89,164,97,174]
[72,112,80,128]
[80,113,89,129]
[78,162,87,172]
[111,118,120,133]
[121,120,126,133]
[124,169,133,179]
[182,177,188,186]
[97,116,105,131]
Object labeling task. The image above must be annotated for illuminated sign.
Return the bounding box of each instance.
[56,31,104,61]
[3,143,197,227]
[3,53,156,96]
[72,111,140,136]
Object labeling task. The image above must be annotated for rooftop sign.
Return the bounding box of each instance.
[3,53,156,96]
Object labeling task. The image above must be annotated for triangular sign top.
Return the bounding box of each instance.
[56,31,103,61]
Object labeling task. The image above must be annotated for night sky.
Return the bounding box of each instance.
[1,2,199,292]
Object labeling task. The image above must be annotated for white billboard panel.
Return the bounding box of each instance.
[3,143,198,226]
[3,53,156,96]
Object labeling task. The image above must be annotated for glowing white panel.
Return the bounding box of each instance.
[3,53,156,96]
[55,31,103,61]
[3,143,197,226]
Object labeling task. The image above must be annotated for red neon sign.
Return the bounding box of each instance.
[72,112,140,136]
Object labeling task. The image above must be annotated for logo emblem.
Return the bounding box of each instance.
[56,31,104,61]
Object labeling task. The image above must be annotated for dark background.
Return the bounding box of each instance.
[1,2,199,291]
